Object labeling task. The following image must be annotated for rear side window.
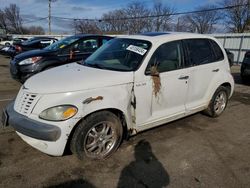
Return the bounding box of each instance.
[184,39,215,66]
[210,40,224,61]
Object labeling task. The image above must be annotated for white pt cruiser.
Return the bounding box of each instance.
[3,32,234,160]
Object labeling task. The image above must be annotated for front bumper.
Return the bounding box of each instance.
[10,60,37,83]
[2,102,61,141]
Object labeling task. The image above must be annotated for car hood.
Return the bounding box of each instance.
[24,63,134,94]
[14,49,55,61]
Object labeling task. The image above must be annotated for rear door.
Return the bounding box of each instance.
[184,39,225,111]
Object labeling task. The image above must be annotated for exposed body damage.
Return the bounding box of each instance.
[83,96,104,104]
[150,66,161,96]
[4,32,235,159]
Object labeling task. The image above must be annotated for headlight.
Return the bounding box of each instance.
[19,56,42,65]
[39,105,78,121]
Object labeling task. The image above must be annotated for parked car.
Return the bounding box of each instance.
[0,35,13,46]
[0,45,17,57]
[10,34,113,83]
[0,38,27,56]
[0,37,28,46]
[2,32,234,160]
[13,37,58,56]
[225,49,234,67]
[241,51,250,81]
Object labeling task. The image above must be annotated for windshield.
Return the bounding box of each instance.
[83,38,151,71]
[22,37,40,44]
[45,36,80,50]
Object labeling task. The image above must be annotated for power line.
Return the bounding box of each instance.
[23,17,48,24]
[50,3,250,22]
[22,3,250,25]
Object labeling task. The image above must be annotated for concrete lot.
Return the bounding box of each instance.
[0,55,250,188]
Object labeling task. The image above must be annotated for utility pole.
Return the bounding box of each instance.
[48,0,57,35]
[48,0,51,35]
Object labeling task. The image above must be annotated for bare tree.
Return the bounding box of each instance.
[150,1,174,32]
[25,26,45,35]
[183,5,221,34]
[101,9,128,33]
[74,20,101,34]
[222,0,250,33]
[4,4,23,33]
[0,9,8,33]
[174,16,196,32]
[125,1,151,34]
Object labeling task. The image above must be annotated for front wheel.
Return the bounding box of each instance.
[70,111,123,160]
[204,86,229,118]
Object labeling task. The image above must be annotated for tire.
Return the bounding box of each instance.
[5,42,10,46]
[203,86,229,118]
[70,111,123,160]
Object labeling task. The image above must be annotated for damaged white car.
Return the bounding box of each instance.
[3,32,234,160]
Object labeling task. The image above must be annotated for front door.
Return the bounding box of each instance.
[135,40,189,127]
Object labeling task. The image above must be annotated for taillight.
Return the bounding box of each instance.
[15,45,22,52]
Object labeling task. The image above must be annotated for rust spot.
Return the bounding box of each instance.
[83,96,103,104]
[151,66,161,96]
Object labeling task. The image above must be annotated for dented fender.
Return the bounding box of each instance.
[79,83,135,130]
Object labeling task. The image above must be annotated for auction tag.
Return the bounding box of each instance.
[126,45,147,55]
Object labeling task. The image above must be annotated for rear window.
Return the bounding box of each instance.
[210,40,224,61]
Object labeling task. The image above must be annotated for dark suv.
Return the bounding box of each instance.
[241,51,250,81]
[10,34,113,83]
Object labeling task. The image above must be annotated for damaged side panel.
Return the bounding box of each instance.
[81,83,135,131]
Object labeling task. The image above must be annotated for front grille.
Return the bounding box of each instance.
[14,89,40,116]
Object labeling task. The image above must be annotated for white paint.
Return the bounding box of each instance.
[13,32,234,156]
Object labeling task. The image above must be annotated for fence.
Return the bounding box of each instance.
[212,33,250,64]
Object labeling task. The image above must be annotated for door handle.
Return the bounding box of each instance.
[212,68,219,72]
[178,76,189,80]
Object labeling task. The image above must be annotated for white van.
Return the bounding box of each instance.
[3,32,234,160]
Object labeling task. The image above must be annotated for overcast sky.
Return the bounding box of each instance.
[0,0,222,34]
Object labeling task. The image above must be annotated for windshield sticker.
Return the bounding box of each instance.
[59,44,65,48]
[126,45,147,56]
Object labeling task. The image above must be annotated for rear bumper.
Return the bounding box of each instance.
[2,102,61,141]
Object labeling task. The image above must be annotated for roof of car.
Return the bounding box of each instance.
[74,34,113,38]
[117,32,216,43]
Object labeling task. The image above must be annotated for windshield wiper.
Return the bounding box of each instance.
[84,62,105,69]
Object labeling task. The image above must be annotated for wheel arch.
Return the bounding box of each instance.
[64,108,129,155]
[221,82,232,97]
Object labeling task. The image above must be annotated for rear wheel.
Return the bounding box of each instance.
[70,111,123,160]
[204,86,229,118]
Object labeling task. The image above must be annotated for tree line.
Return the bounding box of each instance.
[0,4,45,35]
[0,0,250,35]
[74,0,250,34]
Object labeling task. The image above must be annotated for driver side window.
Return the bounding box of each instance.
[146,41,183,74]
[73,39,98,53]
